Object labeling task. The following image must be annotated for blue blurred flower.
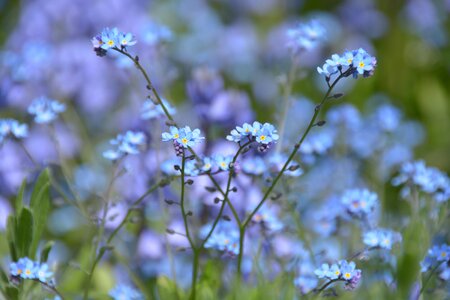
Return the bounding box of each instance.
[103,131,146,161]
[251,205,284,232]
[363,228,402,250]
[392,160,450,203]
[109,284,143,300]
[213,155,233,171]
[28,96,66,124]
[0,119,28,143]
[421,244,450,274]
[314,260,362,289]
[10,257,53,283]
[286,19,326,54]
[141,98,176,120]
[341,188,378,219]
[203,222,240,256]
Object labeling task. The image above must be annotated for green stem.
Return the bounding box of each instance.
[315,279,338,295]
[236,74,343,275]
[419,261,445,295]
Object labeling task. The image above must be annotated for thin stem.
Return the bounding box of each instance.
[83,162,121,300]
[237,74,344,275]
[315,279,338,294]
[18,142,38,167]
[419,261,445,295]
[31,279,65,299]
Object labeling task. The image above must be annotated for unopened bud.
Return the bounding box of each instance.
[222,215,231,221]
[166,228,175,234]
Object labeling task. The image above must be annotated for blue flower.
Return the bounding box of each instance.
[0,119,28,143]
[314,260,362,288]
[161,126,204,148]
[201,156,214,172]
[293,276,318,294]
[341,188,378,219]
[109,284,143,300]
[10,257,53,283]
[141,98,176,120]
[421,244,450,273]
[317,48,376,80]
[103,131,146,161]
[119,32,137,47]
[227,121,279,147]
[35,263,53,283]
[286,19,326,54]
[214,155,233,171]
[92,28,137,55]
[363,228,402,250]
[251,205,283,232]
[28,96,66,124]
[392,160,449,203]
[203,222,240,256]
[241,156,267,176]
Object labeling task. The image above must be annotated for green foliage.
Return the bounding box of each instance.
[40,241,54,263]
[5,168,52,260]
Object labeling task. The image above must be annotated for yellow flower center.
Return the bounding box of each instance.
[221,162,227,168]
[359,61,365,68]
[122,39,127,45]
[174,133,179,139]
[245,128,250,132]
[17,269,22,274]
[352,202,359,208]
[441,252,447,257]
[344,272,351,279]
[204,163,211,169]
[260,135,266,141]
[335,270,341,276]
[181,138,188,145]
[347,58,353,64]
[107,40,114,46]
[25,269,31,275]
[224,239,230,245]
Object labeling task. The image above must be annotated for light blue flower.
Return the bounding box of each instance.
[201,157,214,172]
[317,48,376,79]
[314,263,331,279]
[35,263,53,283]
[162,126,204,148]
[214,155,233,171]
[363,228,402,250]
[28,96,66,124]
[119,32,137,47]
[286,19,326,54]
[100,27,120,50]
[103,131,146,161]
[0,119,28,143]
[341,188,378,219]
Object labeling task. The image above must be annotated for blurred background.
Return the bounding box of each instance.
[0,0,449,298]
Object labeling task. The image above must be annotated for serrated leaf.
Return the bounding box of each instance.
[40,240,54,263]
[29,169,51,259]
[15,207,34,258]
[6,216,17,261]
[15,179,26,213]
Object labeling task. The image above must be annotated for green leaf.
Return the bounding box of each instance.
[6,216,17,261]
[40,240,54,263]
[15,179,26,213]
[29,169,51,259]
[15,207,34,258]
[5,285,19,300]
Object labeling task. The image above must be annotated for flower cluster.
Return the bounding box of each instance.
[141,98,176,120]
[28,96,66,124]
[109,284,143,300]
[103,131,146,161]
[341,188,378,219]
[0,119,28,143]
[204,225,240,256]
[315,260,362,290]
[10,257,53,283]
[317,48,377,80]
[421,244,450,281]
[286,19,326,54]
[162,126,204,154]
[392,160,450,203]
[226,121,279,152]
[91,27,137,56]
[363,228,402,250]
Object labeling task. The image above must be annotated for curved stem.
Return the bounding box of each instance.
[236,74,343,275]
[419,261,445,295]
[31,279,65,299]
[315,279,338,294]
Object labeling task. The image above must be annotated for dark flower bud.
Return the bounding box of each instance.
[166,228,175,234]
[205,186,217,192]
[222,215,231,221]
[214,197,221,204]
[288,164,300,171]
[231,187,238,192]
[186,211,193,216]
[185,179,194,185]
